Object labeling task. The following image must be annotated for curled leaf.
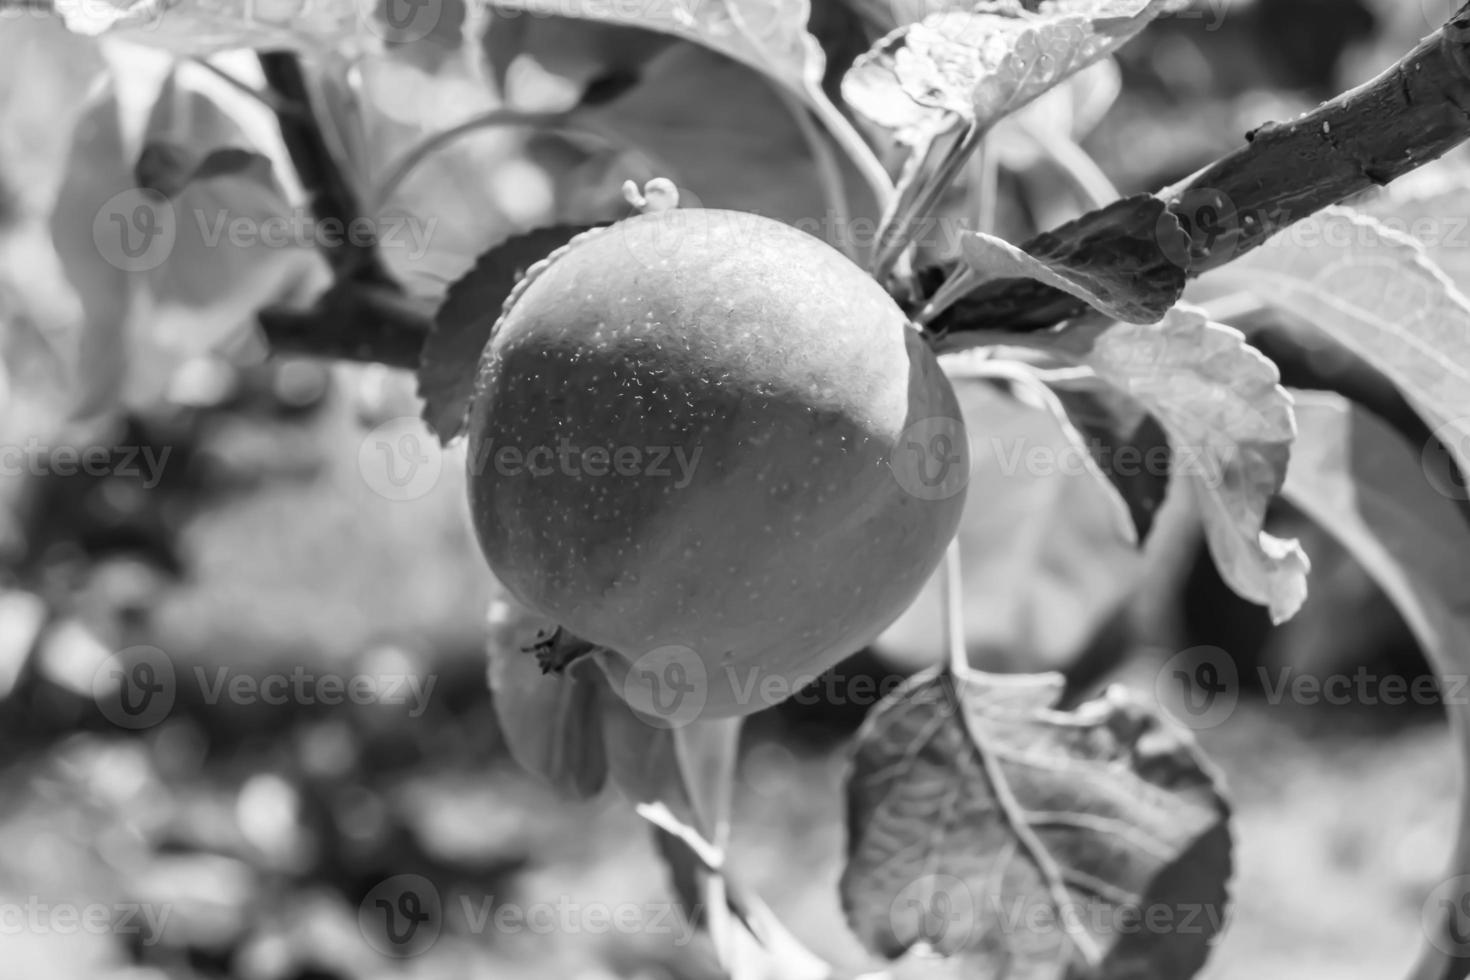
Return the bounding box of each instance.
[843,0,1188,142]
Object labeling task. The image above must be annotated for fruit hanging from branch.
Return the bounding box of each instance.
[464,202,969,720]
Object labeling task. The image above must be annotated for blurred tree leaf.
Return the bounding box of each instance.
[873,378,1145,675]
[841,667,1231,978]
[1214,206,1470,501]
[486,0,827,100]
[1281,393,1470,980]
[141,69,330,357]
[482,10,675,97]
[568,43,879,236]
[47,79,134,420]
[420,224,601,441]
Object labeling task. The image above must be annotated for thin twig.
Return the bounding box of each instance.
[776,88,856,261]
[258,52,391,286]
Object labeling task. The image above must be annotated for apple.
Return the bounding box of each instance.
[467,208,968,720]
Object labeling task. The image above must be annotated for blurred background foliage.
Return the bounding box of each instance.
[0,0,1463,977]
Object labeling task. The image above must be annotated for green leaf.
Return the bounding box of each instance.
[841,667,1232,978]
[1281,393,1470,979]
[1216,206,1470,493]
[995,307,1308,623]
[842,0,1187,142]
[420,224,602,442]
[569,42,880,228]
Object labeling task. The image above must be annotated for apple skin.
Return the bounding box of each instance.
[467,209,968,719]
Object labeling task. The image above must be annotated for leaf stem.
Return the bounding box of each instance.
[1022,124,1117,210]
[803,82,896,216]
[369,108,566,212]
[777,88,857,261]
[259,52,390,286]
[874,121,986,283]
[942,539,967,676]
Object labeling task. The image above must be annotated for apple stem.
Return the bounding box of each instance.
[942,539,968,676]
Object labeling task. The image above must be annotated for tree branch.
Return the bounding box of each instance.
[929,1,1470,337]
[258,52,393,286]
[259,284,431,369]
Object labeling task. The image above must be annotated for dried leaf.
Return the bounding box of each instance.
[842,667,1231,979]
[959,223,1180,324]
